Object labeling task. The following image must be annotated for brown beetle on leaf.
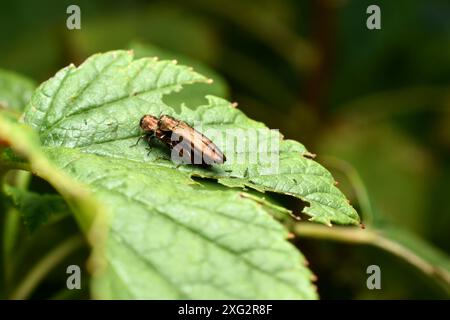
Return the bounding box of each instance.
[139,114,226,166]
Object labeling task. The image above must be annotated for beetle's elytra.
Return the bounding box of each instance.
[139,114,226,165]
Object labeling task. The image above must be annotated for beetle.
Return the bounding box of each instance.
[139,114,226,165]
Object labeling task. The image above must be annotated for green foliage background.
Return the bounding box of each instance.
[0,0,449,299]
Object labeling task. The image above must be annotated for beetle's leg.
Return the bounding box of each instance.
[146,134,157,146]
[144,136,154,155]
[130,133,148,148]
[145,133,163,156]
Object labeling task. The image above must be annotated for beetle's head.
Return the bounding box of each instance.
[139,115,159,132]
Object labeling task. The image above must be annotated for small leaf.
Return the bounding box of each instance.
[4,186,70,232]
[0,69,36,112]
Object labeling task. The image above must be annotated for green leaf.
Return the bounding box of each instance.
[45,148,316,299]
[20,50,322,298]
[18,50,357,298]
[0,69,36,112]
[4,186,70,232]
[23,50,358,227]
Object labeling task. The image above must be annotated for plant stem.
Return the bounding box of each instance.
[13,170,32,189]
[320,155,374,224]
[1,169,32,293]
[3,207,21,292]
[294,223,375,243]
[9,236,84,300]
[294,223,450,292]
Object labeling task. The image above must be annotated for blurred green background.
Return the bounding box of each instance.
[0,0,449,299]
